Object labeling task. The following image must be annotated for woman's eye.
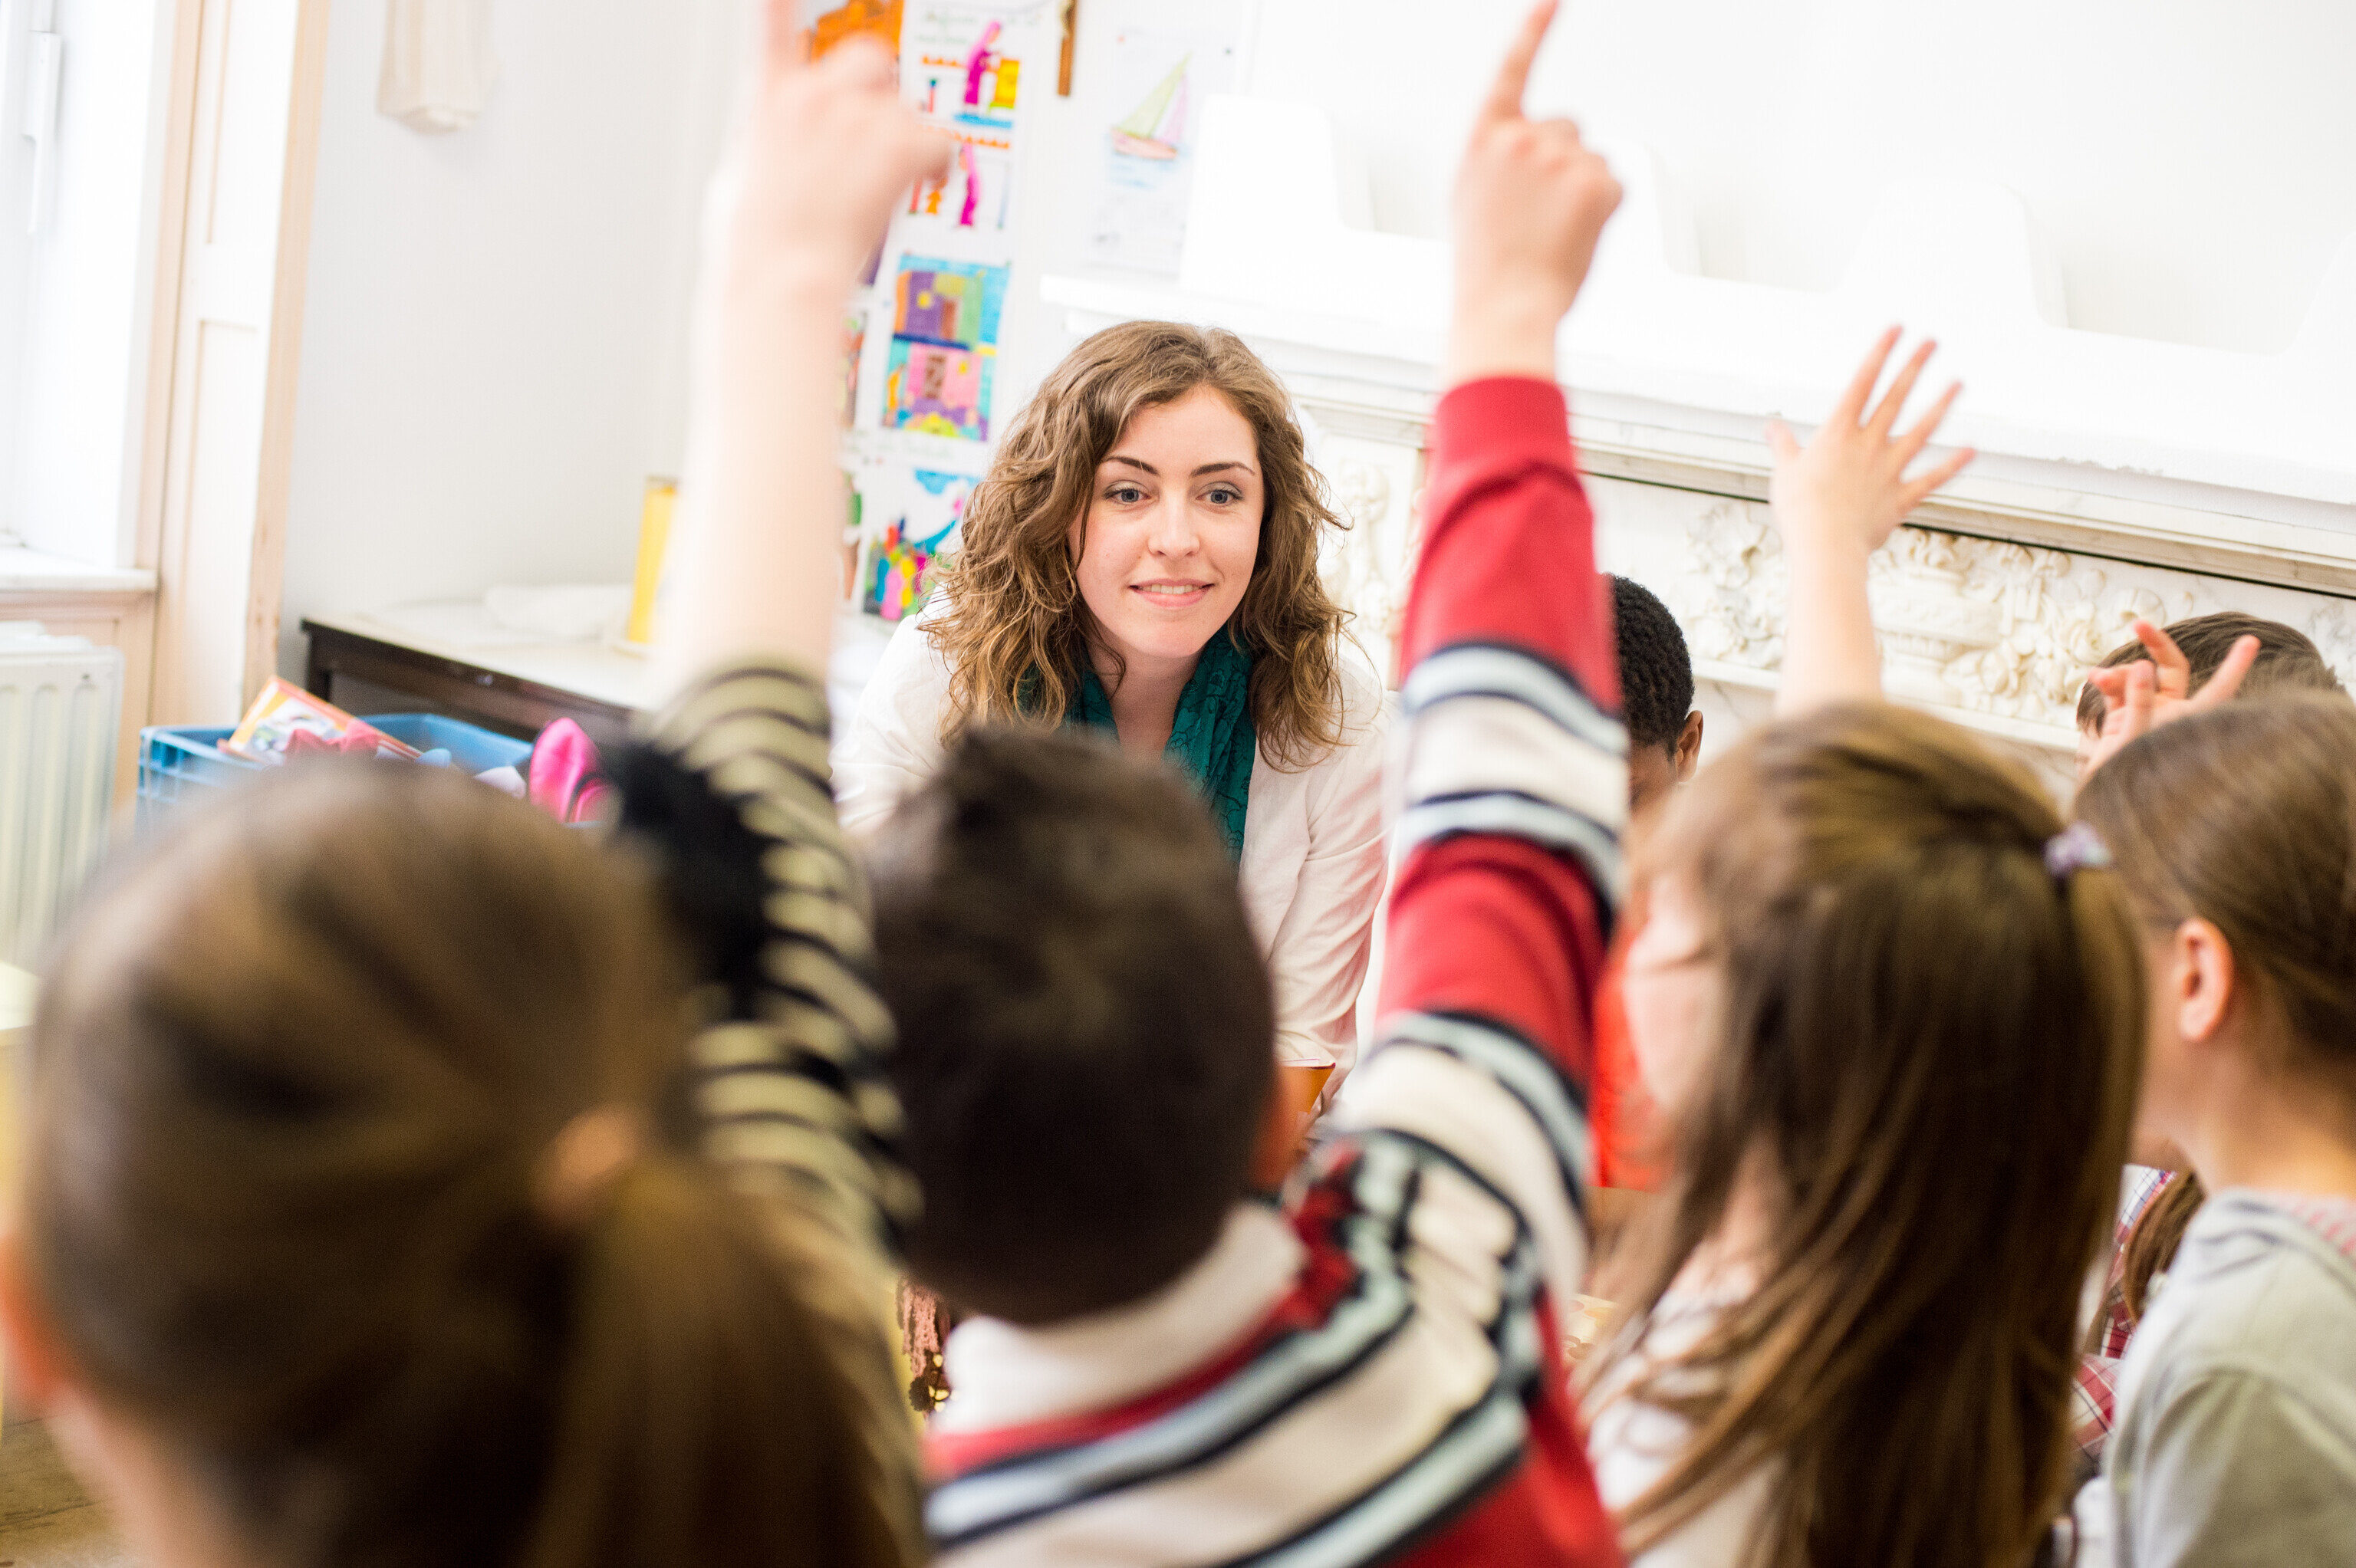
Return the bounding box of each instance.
[1206,486,1242,505]
[1107,485,1146,504]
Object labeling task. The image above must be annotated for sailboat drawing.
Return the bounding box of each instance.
[1111,53,1189,160]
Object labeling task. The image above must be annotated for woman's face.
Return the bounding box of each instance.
[1621,873,1723,1119]
[1069,385,1264,672]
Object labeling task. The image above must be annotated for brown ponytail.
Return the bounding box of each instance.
[1592,704,2144,1568]
[2120,1172,2204,1323]
[24,761,923,1568]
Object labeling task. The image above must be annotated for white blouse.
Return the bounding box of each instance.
[834,609,1393,1080]
[1585,1290,1778,1568]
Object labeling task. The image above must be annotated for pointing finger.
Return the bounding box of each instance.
[1479,0,1558,128]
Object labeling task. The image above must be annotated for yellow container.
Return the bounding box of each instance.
[627,478,677,649]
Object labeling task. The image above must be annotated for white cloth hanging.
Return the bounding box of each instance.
[379,0,499,134]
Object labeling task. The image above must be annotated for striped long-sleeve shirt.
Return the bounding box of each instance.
[921,376,1627,1567]
[617,657,927,1553]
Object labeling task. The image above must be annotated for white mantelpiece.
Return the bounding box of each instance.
[1039,99,2356,793]
[1046,266,2356,738]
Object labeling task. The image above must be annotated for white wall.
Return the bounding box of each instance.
[1246,0,2356,355]
[281,0,1101,656]
[277,0,2356,647]
[278,0,749,668]
[9,0,170,564]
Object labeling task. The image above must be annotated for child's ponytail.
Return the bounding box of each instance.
[527,1152,919,1568]
[24,762,924,1568]
[1593,704,2146,1568]
[2120,1172,2204,1323]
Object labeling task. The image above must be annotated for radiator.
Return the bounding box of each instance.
[0,623,122,968]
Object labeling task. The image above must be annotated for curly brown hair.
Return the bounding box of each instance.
[926,321,1351,769]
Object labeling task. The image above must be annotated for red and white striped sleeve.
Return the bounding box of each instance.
[1351,375,1626,1303]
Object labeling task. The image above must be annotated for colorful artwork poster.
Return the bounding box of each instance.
[884,340,991,442]
[1083,17,1243,274]
[811,0,903,59]
[904,4,1042,131]
[883,256,1007,442]
[899,3,1054,248]
[892,257,1005,347]
[904,133,1018,239]
[863,468,976,622]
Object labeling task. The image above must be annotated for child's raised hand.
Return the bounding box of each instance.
[728,2,954,297]
[2079,620,2262,777]
[659,4,951,696]
[1766,329,1975,562]
[1447,0,1622,385]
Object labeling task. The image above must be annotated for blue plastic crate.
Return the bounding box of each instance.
[137,713,535,833]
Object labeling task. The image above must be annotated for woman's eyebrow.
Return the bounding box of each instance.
[1101,455,1258,477]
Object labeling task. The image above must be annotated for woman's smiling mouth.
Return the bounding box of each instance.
[1130,580,1213,608]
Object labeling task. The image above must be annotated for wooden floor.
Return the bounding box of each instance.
[0,1415,129,1568]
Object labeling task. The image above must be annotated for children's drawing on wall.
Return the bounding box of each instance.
[904,12,1022,129]
[863,468,975,622]
[1081,3,1246,274]
[1111,51,1185,160]
[906,134,1017,239]
[884,257,1007,442]
[899,3,1054,251]
[811,0,903,58]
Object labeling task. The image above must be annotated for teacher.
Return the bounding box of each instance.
[837,321,1390,1114]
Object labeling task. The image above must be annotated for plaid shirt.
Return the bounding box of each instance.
[2070,1168,2179,1466]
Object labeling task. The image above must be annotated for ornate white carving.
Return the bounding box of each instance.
[2305,605,2356,689]
[1868,529,2006,705]
[1331,458,1393,533]
[1673,501,2208,732]
[1312,440,1424,679]
[1675,499,1788,672]
[1891,537,2192,728]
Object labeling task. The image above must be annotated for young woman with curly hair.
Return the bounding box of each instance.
[839,321,1390,1121]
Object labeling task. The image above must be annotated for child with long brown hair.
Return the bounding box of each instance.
[1580,331,2147,1568]
[0,21,952,1568]
[2065,611,2344,1471]
[2071,695,2356,1564]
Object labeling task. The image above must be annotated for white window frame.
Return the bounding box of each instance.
[0,0,178,569]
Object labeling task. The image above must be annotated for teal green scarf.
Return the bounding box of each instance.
[1064,633,1255,862]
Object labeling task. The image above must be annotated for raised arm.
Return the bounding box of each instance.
[625,8,949,1248]
[1358,0,1624,1297]
[1768,330,1974,715]
[655,7,953,701]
